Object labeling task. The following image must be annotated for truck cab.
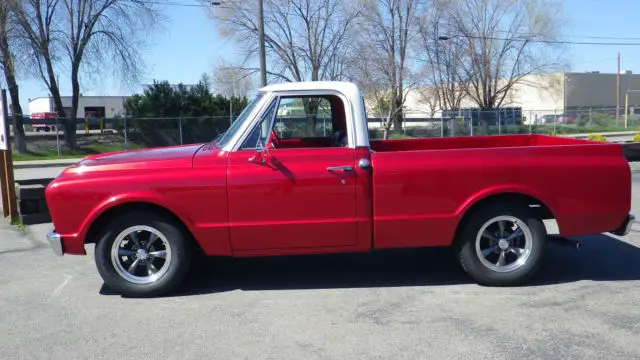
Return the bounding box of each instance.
[45,81,635,297]
[204,81,374,253]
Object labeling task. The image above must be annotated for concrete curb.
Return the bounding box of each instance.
[13,159,82,169]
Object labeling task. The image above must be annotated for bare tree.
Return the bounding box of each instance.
[349,40,400,139]
[355,0,424,137]
[213,62,254,99]
[10,0,162,149]
[208,0,363,136]
[0,3,27,152]
[208,0,362,83]
[415,86,439,119]
[445,0,567,133]
[416,3,466,113]
[9,0,64,144]
[213,62,254,124]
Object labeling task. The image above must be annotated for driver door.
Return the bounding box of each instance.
[226,95,358,251]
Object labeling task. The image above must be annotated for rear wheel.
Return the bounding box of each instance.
[94,212,193,297]
[455,203,547,286]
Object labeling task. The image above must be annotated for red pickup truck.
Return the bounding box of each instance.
[45,81,634,297]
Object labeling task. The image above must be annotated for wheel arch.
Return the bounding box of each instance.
[84,201,203,254]
[453,192,557,246]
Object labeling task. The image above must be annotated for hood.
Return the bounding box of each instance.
[65,144,205,175]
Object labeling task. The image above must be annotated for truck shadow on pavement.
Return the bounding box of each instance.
[99,233,640,297]
[534,233,640,285]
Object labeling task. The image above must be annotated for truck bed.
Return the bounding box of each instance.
[369,134,600,152]
[369,134,631,250]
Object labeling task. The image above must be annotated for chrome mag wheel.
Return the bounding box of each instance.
[475,215,533,273]
[110,225,173,285]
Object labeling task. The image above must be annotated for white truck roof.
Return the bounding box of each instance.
[256,81,369,148]
[260,80,361,95]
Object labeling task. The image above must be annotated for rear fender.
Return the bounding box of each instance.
[454,185,559,233]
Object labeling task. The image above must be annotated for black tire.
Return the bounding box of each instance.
[455,203,547,286]
[94,212,193,297]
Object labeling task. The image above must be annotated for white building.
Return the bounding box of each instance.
[394,73,565,125]
[28,95,129,118]
[372,71,640,126]
[362,73,567,125]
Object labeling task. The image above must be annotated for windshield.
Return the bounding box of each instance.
[214,93,265,148]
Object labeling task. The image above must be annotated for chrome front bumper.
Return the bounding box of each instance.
[47,231,63,256]
[611,214,636,236]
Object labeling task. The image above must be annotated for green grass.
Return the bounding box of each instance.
[515,124,639,134]
[10,218,26,233]
[12,144,143,161]
[388,133,415,139]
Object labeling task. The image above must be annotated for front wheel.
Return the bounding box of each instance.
[455,203,547,286]
[94,212,193,297]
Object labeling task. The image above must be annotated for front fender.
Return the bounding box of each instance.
[75,192,195,245]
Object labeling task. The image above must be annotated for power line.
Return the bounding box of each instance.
[453,34,640,46]
[118,0,253,10]
[122,0,207,7]
[493,30,640,41]
[121,0,640,46]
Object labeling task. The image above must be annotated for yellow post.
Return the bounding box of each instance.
[625,92,629,129]
[85,118,89,134]
[0,90,17,221]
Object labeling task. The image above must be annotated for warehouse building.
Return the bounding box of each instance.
[28,95,129,118]
[397,71,640,125]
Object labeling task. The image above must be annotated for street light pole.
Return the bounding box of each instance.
[617,52,620,125]
[258,0,267,87]
[436,35,450,137]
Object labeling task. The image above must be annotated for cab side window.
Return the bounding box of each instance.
[272,95,349,148]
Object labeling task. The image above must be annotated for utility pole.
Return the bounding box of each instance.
[617,52,620,125]
[211,1,266,86]
[258,0,267,87]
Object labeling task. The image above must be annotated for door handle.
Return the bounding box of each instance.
[327,165,353,172]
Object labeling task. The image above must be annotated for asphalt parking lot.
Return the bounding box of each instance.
[2,168,640,359]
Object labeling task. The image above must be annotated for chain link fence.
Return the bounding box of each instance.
[370,107,640,139]
[8,116,234,159]
[7,107,640,159]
